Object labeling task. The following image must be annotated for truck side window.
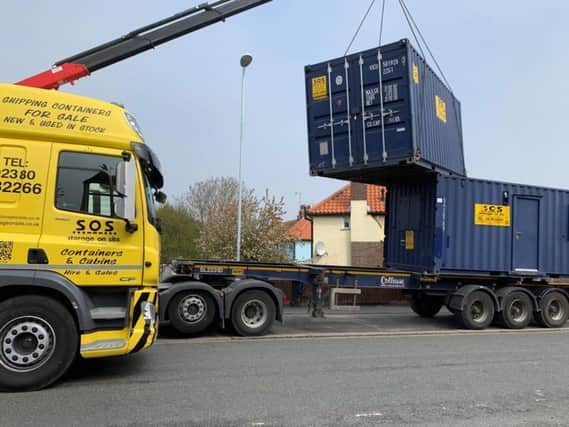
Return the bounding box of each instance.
[56,152,122,217]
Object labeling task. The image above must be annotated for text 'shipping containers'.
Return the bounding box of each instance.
[385,175,569,277]
[305,39,465,184]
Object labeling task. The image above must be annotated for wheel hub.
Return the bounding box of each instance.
[471,302,483,320]
[548,300,564,321]
[180,296,206,323]
[469,299,490,324]
[0,316,55,372]
[240,299,267,329]
[510,299,527,322]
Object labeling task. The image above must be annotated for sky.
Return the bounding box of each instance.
[2,1,569,219]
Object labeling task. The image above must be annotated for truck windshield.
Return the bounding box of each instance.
[142,171,157,226]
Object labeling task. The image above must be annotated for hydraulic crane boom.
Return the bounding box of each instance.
[16,0,271,90]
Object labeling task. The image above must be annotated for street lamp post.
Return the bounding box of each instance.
[236,53,253,261]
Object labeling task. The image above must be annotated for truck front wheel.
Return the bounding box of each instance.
[168,291,216,335]
[231,290,275,337]
[0,295,78,392]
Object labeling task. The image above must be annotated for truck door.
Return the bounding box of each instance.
[38,145,144,286]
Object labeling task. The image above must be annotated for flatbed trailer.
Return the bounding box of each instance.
[159,259,569,336]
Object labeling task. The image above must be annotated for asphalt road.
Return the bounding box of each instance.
[4,308,569,426]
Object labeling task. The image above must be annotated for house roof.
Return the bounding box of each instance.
[308,183,386,215]
[286,217,312,241]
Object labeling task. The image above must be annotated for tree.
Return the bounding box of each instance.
[156,202,199,262]
[182,177,291,262]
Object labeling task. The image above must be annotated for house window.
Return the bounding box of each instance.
[342,216,350,229]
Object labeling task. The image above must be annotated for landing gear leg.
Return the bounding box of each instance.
[311,284,325,318]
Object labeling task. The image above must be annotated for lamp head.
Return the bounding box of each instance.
[240,53,253,68]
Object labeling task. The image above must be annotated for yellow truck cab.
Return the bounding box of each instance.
[0,84,163,391]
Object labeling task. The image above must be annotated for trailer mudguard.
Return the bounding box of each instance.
[447,284,499,313]
[223,279,284,322]
[533,287,569,312]
[0,269,96,330]
[158,281,224,326]
[495,287,538,313]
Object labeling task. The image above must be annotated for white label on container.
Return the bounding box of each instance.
[365,87,379,106]
[383,83,399,102]
[335,75,343,86]
[319,141,329,156]
[437,197,444,204]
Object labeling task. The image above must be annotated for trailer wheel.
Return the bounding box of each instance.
[231,290,275,337]
[536,291,569,328]
[0,295,78,392]
[410,295,443,318]
[457,291,495,330]
[497,292,533,329]
[168,291,216,335]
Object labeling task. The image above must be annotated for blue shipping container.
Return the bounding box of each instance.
[385,175,569,277]
[305,39,466,183]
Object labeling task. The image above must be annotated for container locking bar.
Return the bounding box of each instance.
[377,49,388,163]
[358,55,369,165]
[326,63,336,168]
[344,58,354,166]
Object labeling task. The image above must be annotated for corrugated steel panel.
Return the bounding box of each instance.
[385,175,569,277]
[305,39,465,184]
[384,176,436,271]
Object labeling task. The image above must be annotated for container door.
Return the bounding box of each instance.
[512,197,540,272]
[306,61,352,171]
[351,46,411,166]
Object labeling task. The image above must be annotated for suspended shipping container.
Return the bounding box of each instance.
[385,174,569,277]
[305,39,466,184]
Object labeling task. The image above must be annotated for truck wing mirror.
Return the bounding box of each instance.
[154,190,167,204]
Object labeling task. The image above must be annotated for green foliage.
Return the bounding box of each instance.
[181,177,291,262]
[156,202,199,262]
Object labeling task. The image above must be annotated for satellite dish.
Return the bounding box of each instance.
[315,241,327,256]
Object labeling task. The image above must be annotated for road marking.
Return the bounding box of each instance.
[355,412,383,418]
[250,423,265,426]
[157,327,569,345]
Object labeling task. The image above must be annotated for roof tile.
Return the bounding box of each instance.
[308,183,386,215]
[286,217,312,240]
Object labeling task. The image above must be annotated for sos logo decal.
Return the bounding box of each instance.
[75,219,115,234]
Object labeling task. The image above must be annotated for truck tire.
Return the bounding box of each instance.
[231,290,275,337]
[497,291,533,329]
[536,291,569,328]
[410,295,443,318]
[0,295,78,392]
[168,291,216,335]
[457,291,495,330]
